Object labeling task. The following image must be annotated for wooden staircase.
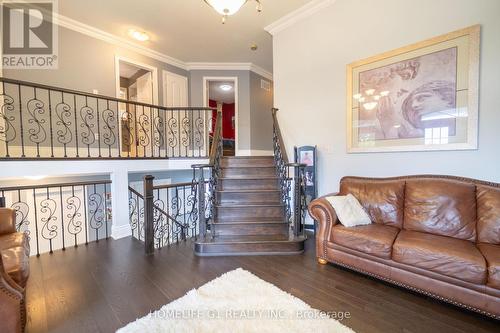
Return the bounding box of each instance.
[194,156,306,256]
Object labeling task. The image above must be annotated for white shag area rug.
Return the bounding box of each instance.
[117,268,354,333]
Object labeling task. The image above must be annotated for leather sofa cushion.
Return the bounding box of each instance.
[339,177,405,228]
[393,230,486,284]
[477,185,500,244]
[0,208,16,235]
[331,223,400,259]
[1,246,30,288]
[0,232,30,256]
[478,243,500,290]
[404,178,476,241]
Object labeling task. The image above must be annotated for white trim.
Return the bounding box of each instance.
[111,224,132,240]
[114,55,159,105]
[50,12,273,79]
[187,62,273,81]
[238,149,273,156]
[264,0,337,36]
[203,76,239,155]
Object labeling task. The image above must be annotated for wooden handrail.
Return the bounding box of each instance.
[0,180,111,192]
[0,77,215,112]
[209,108,223,166]
[272,108,289,163]
[128,185,185,230]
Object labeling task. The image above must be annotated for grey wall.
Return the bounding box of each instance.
[189,70,274,153]
[189,70,252,151]
[250,72,273,151]
[3,26,189,106]
[273,0,500,197]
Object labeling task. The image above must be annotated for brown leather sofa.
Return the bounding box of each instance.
[309,175,500,319]
[0,208,30,333]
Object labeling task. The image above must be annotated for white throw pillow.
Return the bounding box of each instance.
[325,194,372,227]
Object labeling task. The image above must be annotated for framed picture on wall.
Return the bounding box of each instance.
[346,25,480,153]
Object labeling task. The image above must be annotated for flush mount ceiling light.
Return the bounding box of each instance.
[220,84,232,91]
[128,29,149,42]
[204,0,262,24]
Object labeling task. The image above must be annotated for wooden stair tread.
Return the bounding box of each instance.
[212,220,287,225]
[214,217,287,223]
[221,166,275,169]
[221,176,277,180]
[196,234,306,244]
[217,203,283,207]
[217,189,280,193]
[222,156,274,159]
[216,203,284,207]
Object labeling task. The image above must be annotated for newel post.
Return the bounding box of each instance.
[143,175,155,255]
[197,167,207,237]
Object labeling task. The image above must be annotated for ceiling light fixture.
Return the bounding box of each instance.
[220,84,232,91]
[204,0,262,24]
[128,29,149,42]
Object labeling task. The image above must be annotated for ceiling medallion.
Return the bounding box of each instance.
[204,0,262,24]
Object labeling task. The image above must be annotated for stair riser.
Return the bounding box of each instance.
[221,167,276,178]
[217,206,284,219]
[217,191,281,204]
[194,241,304,255]
[213,223,289,237]
[221,158,275,167]
[220,179,279,190]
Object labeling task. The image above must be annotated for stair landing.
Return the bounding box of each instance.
[194,156,306,256]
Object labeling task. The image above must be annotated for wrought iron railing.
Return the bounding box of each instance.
[0,180,111,256]
[272,108,307,237]
[127,107,222,254]
[0,77,214,159]
[128,176,211,253]
[191,106,223,239]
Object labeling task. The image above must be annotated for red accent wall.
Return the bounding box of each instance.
[209,99,235,140]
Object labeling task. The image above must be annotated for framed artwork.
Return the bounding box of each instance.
[347,25,480,153]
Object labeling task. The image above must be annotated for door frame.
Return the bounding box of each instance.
[202,76,239,155]
[114,55,159,105]
[162,70,188,107]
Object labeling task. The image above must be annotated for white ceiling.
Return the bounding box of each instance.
[58,0,313,72]
[208,80,235,104]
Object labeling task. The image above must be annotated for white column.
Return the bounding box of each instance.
[110,166,132,239]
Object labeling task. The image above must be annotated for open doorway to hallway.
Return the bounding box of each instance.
[115,57,158,157]
[204,78,237,156]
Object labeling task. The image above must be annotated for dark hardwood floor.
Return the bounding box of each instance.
[26,233,499,333]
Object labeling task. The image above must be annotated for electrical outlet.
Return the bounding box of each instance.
[94,133,99,140]
[92,89,99,94]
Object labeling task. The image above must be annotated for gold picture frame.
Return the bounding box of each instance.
[347,25,480,153]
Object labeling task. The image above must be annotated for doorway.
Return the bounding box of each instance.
[115,57,158,157]
[204,77,238,156]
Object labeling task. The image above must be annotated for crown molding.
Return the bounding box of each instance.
[54,13,188,70]
[187,62,273,80]
[49,13,273,79]
[264,0,336,36]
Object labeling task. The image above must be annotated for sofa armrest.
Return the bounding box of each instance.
[0,255,24,333]
[308,193,339,262]
[0,208,16,235]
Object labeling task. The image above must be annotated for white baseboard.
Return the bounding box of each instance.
[111,224,132,240]
[237,149,274,156]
